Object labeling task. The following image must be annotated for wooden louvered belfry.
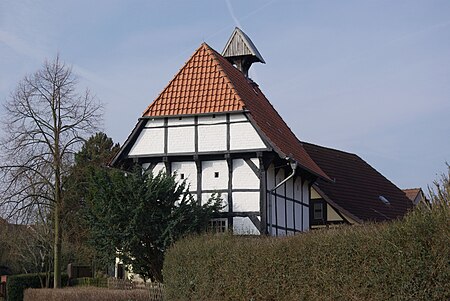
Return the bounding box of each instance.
[222,27,265,78]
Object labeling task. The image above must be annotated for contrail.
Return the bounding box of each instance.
[225,0,242,28]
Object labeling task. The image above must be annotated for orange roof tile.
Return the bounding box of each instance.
[143,44,246,117]
[142,43,329,180]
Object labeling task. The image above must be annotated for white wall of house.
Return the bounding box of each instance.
[127,113,312,236]
[129,113,267,157]
[266,163,310,235]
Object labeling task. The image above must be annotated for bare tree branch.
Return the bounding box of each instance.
[0,55,103,287]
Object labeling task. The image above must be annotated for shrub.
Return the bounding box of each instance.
[164,206,450,301]
[23,287,150,301]
[6,273,68,301]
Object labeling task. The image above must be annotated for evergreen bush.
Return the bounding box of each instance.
[6,273,68,301]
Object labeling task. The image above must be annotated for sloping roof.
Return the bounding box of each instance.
[303,142,413,222]
[139,43,329,180]
[403,188,421,201]
[222,27,265,63]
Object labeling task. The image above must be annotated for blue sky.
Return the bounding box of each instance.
[1,0,449,191]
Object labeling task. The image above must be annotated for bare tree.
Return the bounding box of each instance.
[0,56,102,287]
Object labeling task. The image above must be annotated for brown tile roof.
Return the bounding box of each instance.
[303,142,413,222]
[403,188,421,202]
[142,43,329,180]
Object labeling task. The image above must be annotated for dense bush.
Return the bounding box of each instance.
[24,287,150,301]
[6,273,68,301]
[164,206,449,300]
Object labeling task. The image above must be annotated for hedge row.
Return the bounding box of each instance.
[163,206,450,300]
[6,273,68,301]
[24,287,150,301]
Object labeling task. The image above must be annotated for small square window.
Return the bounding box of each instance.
[208,219,227,233]
[212,114,216,118]
[214,172,219,178]
[180,173,185,179]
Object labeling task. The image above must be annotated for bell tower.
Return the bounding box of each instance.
[222,27,265,78]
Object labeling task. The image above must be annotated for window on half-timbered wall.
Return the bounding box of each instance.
[208,218,228,233]
[310,199,327,226]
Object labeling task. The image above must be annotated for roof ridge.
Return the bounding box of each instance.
[302,141,360,157]
[142,43,209,116]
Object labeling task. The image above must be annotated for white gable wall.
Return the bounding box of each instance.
[129,113,267,158]
[230,122,266,150]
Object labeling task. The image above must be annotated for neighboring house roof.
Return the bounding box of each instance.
[303,142,413,222]
[403,188,421,200]
[403,188,425,205]
[116,43,329,181]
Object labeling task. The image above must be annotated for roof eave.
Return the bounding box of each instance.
[312,184,364,224]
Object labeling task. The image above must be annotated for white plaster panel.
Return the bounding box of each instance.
[295,177,303,203]
[230,122,266,150]
[229,113,247,122]
[167,116,194,126]
[294,203,302,231]
[268,194,276,233]
[266,164,275,190]
[232,192,259,212]
[198,114,226,124]
[198,124,227,152]
[303,180,310,231]
[303,207,309,231]
[302,180,310,206]
[202,192,228,212]
[168,126,195,153]
[232,159,259,189]
[152,162,166,176]
[233,217,260,235]
[286,200,294,229]
[145,118,164,127]
[171,161,197,191]
[201,160,228,190]
[129,128,164,155]
[275,168,285,195]
[311,187,322,199]
[276,197,286,229]
[286,177,294,199]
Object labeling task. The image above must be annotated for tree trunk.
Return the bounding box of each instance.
[53,193,62,288]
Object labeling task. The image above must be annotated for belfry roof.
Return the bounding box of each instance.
[141,43,329,180]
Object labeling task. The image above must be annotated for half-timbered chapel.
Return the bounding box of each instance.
[111,28,332,235]
[112,27,414,236]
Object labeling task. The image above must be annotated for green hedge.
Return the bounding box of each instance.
[163,206,450,300]
[6,273,68,301]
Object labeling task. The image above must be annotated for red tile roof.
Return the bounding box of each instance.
[143,44,246,116]
[142,43,329,180]
[303,142,413,222]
